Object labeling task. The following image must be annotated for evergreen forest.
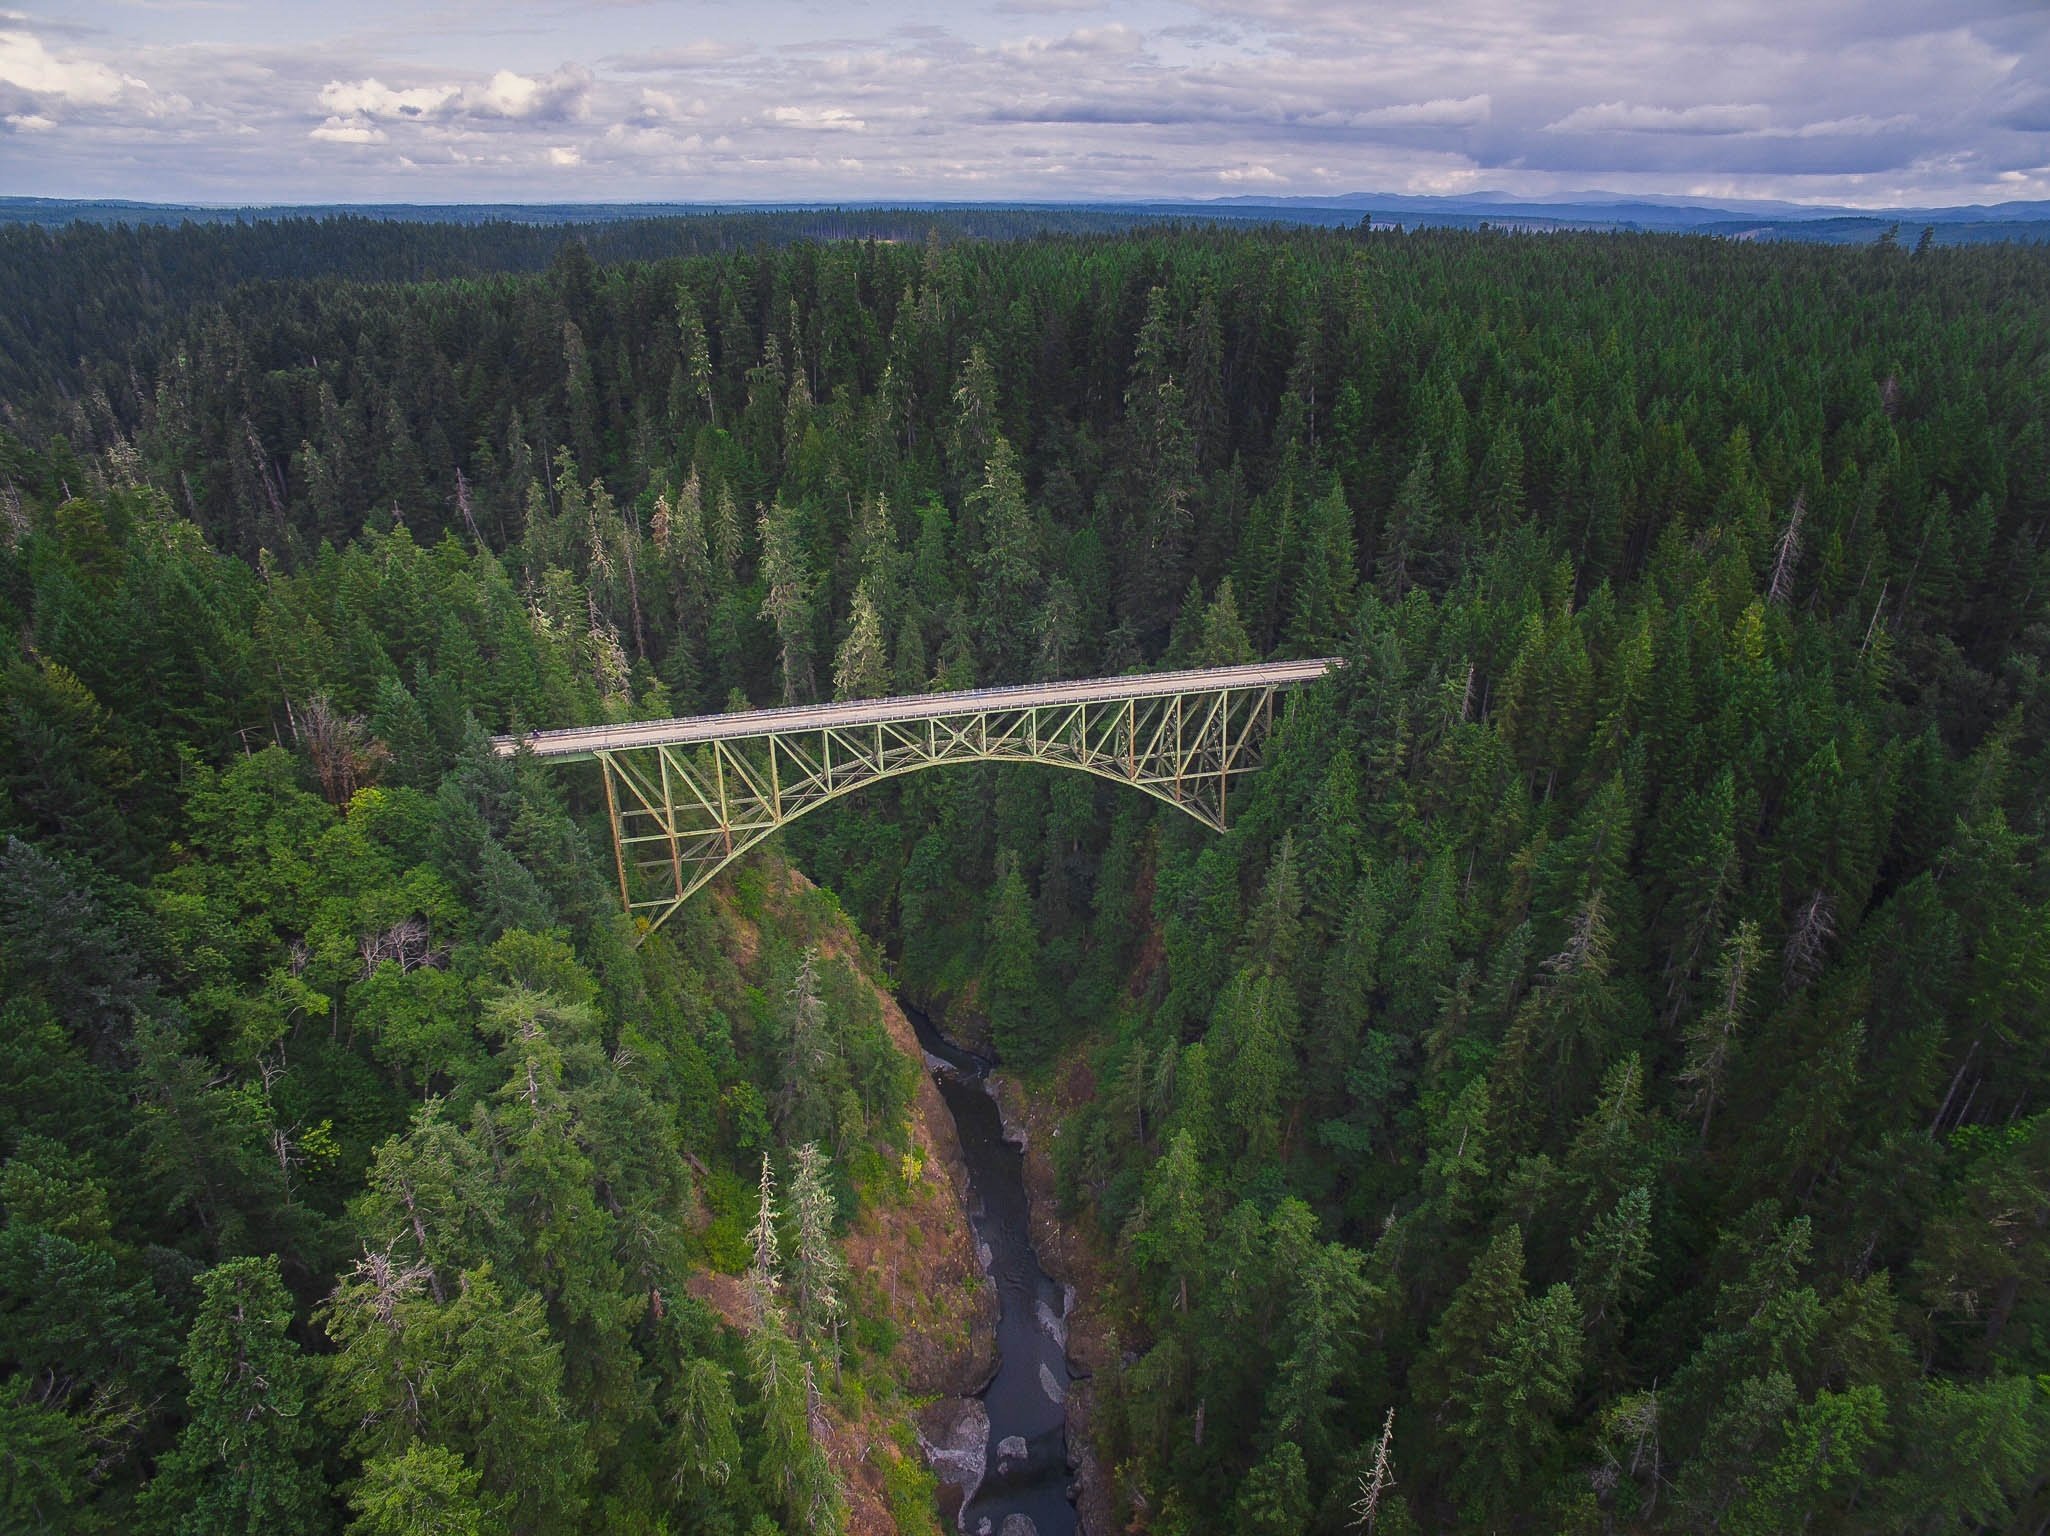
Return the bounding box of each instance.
[1,212,2047,1533]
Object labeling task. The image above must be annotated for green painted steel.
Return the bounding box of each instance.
[493,659,1337,937]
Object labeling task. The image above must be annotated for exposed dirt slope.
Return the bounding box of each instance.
[696,860,998,1535]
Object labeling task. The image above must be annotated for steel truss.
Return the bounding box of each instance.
[497,661,1333,938]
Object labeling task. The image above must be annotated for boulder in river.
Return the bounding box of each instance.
[918,1395,990,1520]
[1035,1297,1068,1348]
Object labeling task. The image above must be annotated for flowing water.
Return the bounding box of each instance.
[906,1000,1079,1536]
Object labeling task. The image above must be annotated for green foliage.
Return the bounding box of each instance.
[139,1255,330,1535]
[346,1444,499,1536]
[4,215,2050,1535]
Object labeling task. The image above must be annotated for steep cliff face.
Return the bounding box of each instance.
[691,859,999,1534]
[812,896,1000,1402]
[847,982,1001,1530]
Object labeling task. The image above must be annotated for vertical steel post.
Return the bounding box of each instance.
[1217,697,1228,825]
[713,743,734,856]
[599,753,631,912]
[658,747,683,899]
[1172,691,1184,801]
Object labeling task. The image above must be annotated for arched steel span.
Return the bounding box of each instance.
[493,658,1338,938]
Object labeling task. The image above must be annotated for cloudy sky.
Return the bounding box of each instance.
[3,0,2047,207]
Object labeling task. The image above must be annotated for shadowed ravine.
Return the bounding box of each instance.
[906,1000,1079,1536]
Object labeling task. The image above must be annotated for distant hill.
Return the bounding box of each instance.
[4,191,2046,245]
[1126,192,2050,244]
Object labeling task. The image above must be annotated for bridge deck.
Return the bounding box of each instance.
[493,658,1339,760]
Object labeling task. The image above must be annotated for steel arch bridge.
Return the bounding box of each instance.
[494,658,1337,937]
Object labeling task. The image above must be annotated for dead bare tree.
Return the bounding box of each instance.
[348,1244,436,1333]
[454,465,482,544]
[1782,888,1836,995]
[296,694,387,807]
[1352,1407,1397,1531]
[1767,493,1806,605]
[359,915,449,977]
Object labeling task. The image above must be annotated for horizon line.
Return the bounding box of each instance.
[5,191,2042,217]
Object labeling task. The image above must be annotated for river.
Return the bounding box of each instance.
[906,999,1079,1536]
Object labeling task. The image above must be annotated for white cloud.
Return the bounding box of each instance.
[762,105,865,132]
[0,1,2041,208]
[1002,23,1143,57]
[601,121,703,157]
[1546,101,1773,136]
[1354,94,1492,128]
[317,66,588,126]
[471,67,590,121]
[0,29,141,107]
[822,50,932,81]
[1058,24,1142,54]
[1786,113,1918,138]
[603,41,744,73]
[547,144,580,166]
[310,114,386,143]
[318,78,456,119]
[638,87,707,121]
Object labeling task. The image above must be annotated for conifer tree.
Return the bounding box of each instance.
[1456,1281,1584,1526]
[140,1255,329,1535]
[948,343,999,497]
[832,580,890,701]
[664,1356,743,1504]
[967,435,1040,682]
[1193,575,1256,667]
[1682,919,1761,1141]
[787,1141,846,1360]
[1572,1183,1654,1341]
[1128,1129,1208,1316]
[747,1151,781,1324]
[656,467,712,631]
[1412,1225,1525,1430]
[1376,450,1437,601]
[1118,286,1198,638]
[1244,833,1307,981]
[1719,1386,1885,1536]
[1267,1236,1371,1472]
[1303,753,1364,931]
[676,300,714,426]
[346,1444,497,1536]
[744,1302,840,1535]
[758,499,816,704]
[777,949,834,1146]
[985,849,1045,1064]
[1232,1441,1311,1536]
[710,482,743,578]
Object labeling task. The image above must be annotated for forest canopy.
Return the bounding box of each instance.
[2,214,2047,1532]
